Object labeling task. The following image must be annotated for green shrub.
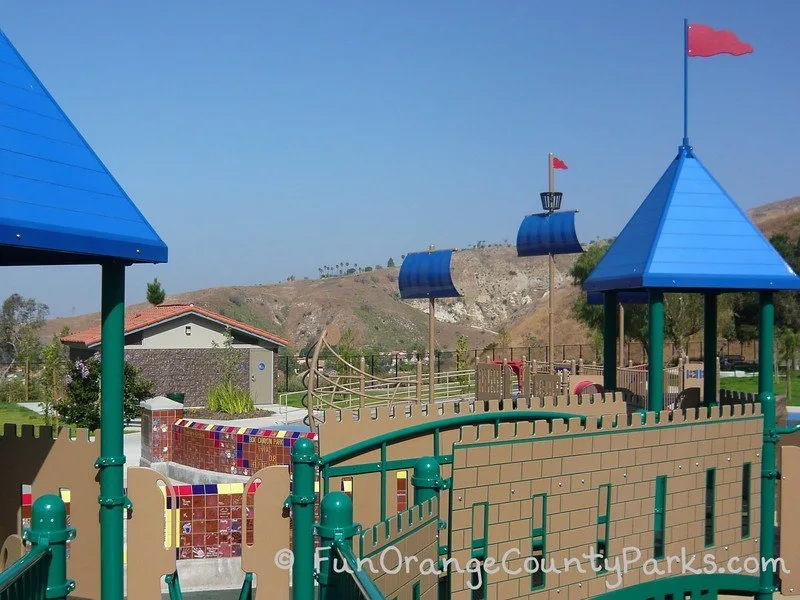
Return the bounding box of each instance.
[56,356,154,430]
[207,380,254,414]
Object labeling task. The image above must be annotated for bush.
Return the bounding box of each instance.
[207,380,254,414]
[56,356,154,430]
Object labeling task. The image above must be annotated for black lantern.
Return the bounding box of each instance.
[540,191,563,212]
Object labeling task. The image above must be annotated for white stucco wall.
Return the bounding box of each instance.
[132,315,261,350]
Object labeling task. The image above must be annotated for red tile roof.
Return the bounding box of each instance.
[61,303,289,348]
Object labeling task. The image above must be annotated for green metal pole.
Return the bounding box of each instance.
[603,292,618,391]
[703,293,718,406]
[757,292,776,600]
[317,492,358,599]
[648,291,665,412]
[291,437,317,600]
[25,494,76,599]
[99,262,126,600]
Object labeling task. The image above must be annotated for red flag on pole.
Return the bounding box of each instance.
[552,157,568,170]
[687,24,753,57]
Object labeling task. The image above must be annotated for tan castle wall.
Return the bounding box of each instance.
[317,393,630,529]
[446,405,763,599]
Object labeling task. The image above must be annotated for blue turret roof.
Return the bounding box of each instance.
[0,29,167,266]
[584,145,800,292]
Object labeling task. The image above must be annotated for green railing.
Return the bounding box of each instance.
[316,492,384,600]
[319,410,589,522]
[0,494,75,600]
[289,412,585,600]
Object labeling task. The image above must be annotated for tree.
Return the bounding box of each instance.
[57,355,154,430]
[0,294,48,376]
[778,328,800,402]
[455,335,470,385]
[387,258,395,268]
[731,234,800,340]
[497,326,511,349]
[146,278,166,305]
[335,328,358,375]
[569,241,727,360]
[41,330,70,426]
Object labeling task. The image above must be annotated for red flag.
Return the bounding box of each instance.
[552,156,568,170]
[687,24,753,57]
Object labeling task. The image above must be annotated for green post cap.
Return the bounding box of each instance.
[292,437,317,463]
[412,456,440,483]
[321,492,353,529]
[317,492,359,541]
[412,456,441,505]
[32,494,67,530]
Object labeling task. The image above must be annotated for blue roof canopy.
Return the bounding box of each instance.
[584,146,800,292]
[516,210,583,257]
[399,249,460,299]
[0,29,167,266]
[586,291,649,305]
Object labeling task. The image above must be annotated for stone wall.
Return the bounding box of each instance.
[125,348,250,407]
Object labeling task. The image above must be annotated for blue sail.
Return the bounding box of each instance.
[399,250,460,299]
[516,211,582,257]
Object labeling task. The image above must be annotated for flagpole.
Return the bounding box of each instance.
[548,152,554,373]
[683,18,689,147]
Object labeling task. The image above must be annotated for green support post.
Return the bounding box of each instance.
[648,291,665,412]
[291,437,318,600]
[317,492,359,599]
[757,292,776,600]
[411,456,441,506]
[704,293,718,406]
[98,262,126,600]
[603,292,618,391]
[24,494,76,599]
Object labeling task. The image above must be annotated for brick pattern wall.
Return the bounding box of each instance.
[141,407,184,463]
[447,407,763,600]
[171,419,317,477]
[125,348,250,407]
[358,498,440,600]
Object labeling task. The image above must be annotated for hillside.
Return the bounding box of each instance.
[747,197,800,238]
[43,196,799,353]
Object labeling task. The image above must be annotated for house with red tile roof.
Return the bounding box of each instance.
[62,304,288,406]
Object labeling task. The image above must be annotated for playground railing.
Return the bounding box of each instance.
[285,369,475,417]
[0,494,75,600]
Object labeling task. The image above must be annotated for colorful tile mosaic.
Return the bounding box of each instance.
[167,483,259,560]
[142,408,184,463]
[171,419,318,477]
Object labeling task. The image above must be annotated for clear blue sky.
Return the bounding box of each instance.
[2,1,799,317]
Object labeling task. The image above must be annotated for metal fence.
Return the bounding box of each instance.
[271,340,760,394]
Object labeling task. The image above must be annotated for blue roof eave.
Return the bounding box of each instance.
[583,272,800,293]
[0,221,168,265]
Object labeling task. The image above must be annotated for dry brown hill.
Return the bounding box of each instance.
[747,197,800,238]
[43,197,798,353]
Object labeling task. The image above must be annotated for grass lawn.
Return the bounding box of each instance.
[0,401,50,426]
[720,374,800,406]
[279,390,307,409]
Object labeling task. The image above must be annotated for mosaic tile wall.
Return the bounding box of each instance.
[141,407,184,463]
[171,419,318,477]
[167,483,257,560]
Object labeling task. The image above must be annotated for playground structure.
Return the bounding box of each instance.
[4,20,800,600]
[294,327,718,425]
